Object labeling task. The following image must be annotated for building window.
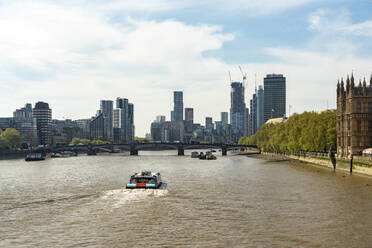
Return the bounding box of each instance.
[357,120,361,132]
[369,121,372,132]
[369,102,372,114]
[357,102,361,113]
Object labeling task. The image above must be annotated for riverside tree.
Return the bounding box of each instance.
[239,110,337,153]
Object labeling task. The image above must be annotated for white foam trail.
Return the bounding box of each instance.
[100,188,168,209]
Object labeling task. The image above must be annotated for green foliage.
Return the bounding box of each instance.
[135,137,153,142]
[0,128,23,150]
[70,137,111,145]
[239,110,337,153]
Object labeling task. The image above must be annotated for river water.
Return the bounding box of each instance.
[1,151,372,247]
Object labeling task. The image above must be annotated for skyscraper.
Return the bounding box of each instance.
[184,108,194,123]
[115,98,134,143]
[100,100,113,140]
[256,85,264,130]
[249,93,257,135]
[205,117,213,130]
[230,82,246,142]
[263,74,286,122]
[221,112,228,125]
[173,91,183,122]
[33,102,52,145]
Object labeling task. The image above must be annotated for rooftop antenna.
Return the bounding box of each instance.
[228,71,232,84]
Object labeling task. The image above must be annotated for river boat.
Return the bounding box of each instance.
[126,171,166,189]
[25,153,45,162]
[191,151,199,158]
[199,151,216,160]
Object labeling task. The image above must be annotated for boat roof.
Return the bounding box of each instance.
[131,171,160,178]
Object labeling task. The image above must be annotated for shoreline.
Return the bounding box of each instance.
[244,152,372,178]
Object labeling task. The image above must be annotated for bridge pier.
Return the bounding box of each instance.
[222,145,227,156]
[178,143,184,156]
[130,144,138,156]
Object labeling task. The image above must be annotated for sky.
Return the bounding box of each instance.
[1,0,372,136]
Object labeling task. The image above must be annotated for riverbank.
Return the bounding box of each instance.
[0,151,28,160]
[246,152,372,178]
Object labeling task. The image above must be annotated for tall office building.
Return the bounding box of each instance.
[33,102,52,145]
[156,115,166,123]
[230,82,246,142]
[185,108,194,123]
[100,100,113,140]
[249,93,257,135]
[173,91,183,122]
[256,85,264,131]
[263,74,286,122]
[115,98,134,143]
[128,103,134,142]
[221,112,228,125]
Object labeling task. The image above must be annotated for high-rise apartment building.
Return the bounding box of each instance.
[100,100,113,141]
[230,82,246,142]
[256,85,264,131]
[185,108,194,123]
[33,102,52,145]
[173,91,183,122]
[249,93,257,135]
[115,98,135,143]
[263,74,286,122]
[13,104,37,145]
[221,112,228,125]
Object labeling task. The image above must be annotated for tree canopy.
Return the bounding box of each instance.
[239,110,336,153]
[0,128,23,150]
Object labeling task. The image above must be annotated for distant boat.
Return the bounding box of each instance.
[191,151,199,158]
[25,153,45,162]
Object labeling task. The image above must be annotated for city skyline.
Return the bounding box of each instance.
[1,1,372,136]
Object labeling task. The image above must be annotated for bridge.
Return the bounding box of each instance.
[46,143,258,156]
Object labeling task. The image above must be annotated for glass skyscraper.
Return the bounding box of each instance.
[263,74,286,122]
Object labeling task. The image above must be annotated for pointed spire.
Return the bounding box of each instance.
[370,75,372,86]
[351,72,354,84]
[363,77,367,87]
[359,79,362,87]
[346,75,350,92]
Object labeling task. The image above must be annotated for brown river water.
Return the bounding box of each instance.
[1,150,372,247]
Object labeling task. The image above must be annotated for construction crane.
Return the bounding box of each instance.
[239,65,248,89]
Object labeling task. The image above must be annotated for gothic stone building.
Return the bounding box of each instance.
[337,74,372,157]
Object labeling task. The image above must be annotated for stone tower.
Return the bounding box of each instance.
[337,74,372,157]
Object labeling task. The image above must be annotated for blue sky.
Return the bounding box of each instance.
[1,0,372,136]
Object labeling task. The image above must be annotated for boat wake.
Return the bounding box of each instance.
[100,187,168,209]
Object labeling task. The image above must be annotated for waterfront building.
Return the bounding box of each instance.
[256,85,265,131]
[230,82,246,143]
[100,100,113,141]
[337,74,372,157]
[249,93,257,135]
[0,118,14,130]
[75,119,91,139]
[221,112,228,125]
[128,103,134,142]
[115,98,135,143]
[173,91,183,122]
[205,117,213,130]
[113,108,121,143]
[263,74,286,123]
[13,104,37,145]
[33,102,52,145]
[185,108,194,123]
[90,112,104,140]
